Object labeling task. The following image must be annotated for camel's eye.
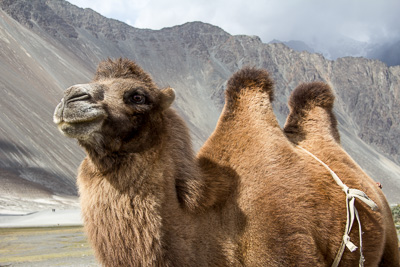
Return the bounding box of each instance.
[123,88,150,106]
[131,94,146,104]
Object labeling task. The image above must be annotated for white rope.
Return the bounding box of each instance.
[297,146,378,267]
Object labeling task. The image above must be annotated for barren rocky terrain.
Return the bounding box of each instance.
[0,0,399,207]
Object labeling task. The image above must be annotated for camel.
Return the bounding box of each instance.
[53,58,399,266]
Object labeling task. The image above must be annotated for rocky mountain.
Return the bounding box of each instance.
[271,37,400,67]
[269,39,315,54]
[0,0,400,207]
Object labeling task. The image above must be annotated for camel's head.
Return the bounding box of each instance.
[53,58,175,154]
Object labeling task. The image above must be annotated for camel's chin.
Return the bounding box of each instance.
[57,119,103,139]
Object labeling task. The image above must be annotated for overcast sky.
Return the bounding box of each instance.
[67,0,400,45]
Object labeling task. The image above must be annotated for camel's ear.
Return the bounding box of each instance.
[160,87,175,110]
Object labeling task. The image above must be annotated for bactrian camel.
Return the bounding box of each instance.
[53,58,399,266]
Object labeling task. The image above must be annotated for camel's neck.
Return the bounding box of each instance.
[78,151,171,266]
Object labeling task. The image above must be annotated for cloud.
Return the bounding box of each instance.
[67,0,145,25]
[67,0,400,44]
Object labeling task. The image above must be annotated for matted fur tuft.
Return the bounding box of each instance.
[94,58,155,86]
[226,67,274,102]
[288,82,335,111]
[284,81,339,142]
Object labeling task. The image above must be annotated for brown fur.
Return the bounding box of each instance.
[199,69,399,266]
[54,60,399,266]
[284,82,399,266]
[284,82,340,143]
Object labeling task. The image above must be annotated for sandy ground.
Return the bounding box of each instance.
[0,209,98,266]
[0,226,97,266]
[0,208,398,266]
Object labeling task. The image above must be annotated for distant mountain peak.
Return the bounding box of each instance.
[269,39,315,54]
[0,0,78,38]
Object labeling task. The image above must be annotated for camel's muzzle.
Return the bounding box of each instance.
[53,84,107,138]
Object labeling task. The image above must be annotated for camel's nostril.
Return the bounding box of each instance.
[66,93,91,103]
[64,84,93,103]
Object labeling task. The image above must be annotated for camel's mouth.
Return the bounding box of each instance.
[53,97,107,139]
[56,118,104,139]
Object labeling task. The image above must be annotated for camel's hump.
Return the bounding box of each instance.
[288,82,335,110]
[226,67,274,102]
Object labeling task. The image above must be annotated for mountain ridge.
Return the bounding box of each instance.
[0,0,399,207]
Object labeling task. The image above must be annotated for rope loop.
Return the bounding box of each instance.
[296,146,378,267]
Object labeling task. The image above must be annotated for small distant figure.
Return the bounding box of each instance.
[52,209,56,212]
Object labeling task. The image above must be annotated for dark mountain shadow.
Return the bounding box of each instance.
[0,139,77,196]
